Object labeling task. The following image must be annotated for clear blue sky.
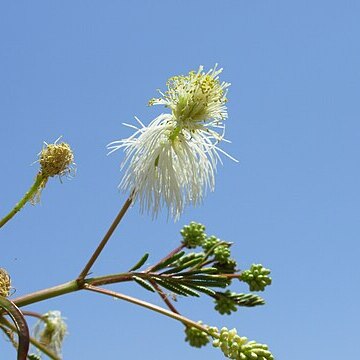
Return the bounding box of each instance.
[1,1,359,359]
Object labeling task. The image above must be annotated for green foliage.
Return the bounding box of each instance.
[133,276,155,292]
[213,259,237,274]
[240,264,272,292]
[128,253,149,271]
[214,291,265,315]
[28,354,41,360]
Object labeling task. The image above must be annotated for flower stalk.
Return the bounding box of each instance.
[0,173,46,228]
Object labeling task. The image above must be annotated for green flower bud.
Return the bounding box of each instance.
[0,268,11,297]
[213,245,231,263]
[240,264,272,292]
[184,322,210,348]
[181,222,207,248]
[212,327,274,360]
[202,235,220,252]
[214,290,238,315]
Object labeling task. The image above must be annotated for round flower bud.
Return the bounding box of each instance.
[213,327,275,360]
[202,235,220,252]
[39,142,74,178]
[214,290,238,315]
[0,268,11,297]
[213,245,231,263]
[184,322,210,348]
[181,222,207,248]
[240,264,272,292]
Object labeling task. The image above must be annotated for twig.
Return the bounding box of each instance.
[0,297,30,360]
[0,316,60,360]
[84,284,217,337]
[77,192,134,282]
[0,173,46,229]
[149,279,180,314]
[145,244,186,273]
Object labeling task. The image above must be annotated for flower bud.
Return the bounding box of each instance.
[181,222,207,248]
[240,264,272,292]
[184,322,210,348]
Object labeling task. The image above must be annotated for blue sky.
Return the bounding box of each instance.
[1,1,359,359]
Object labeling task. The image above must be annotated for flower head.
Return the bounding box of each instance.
[109,65,236,220]
[34,310,67,357]
[39,139,75,178]
[0,268,11,297]
[149,65,230,128]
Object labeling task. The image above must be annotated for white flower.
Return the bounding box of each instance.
[108,65,236,220]
[108,115,219,220]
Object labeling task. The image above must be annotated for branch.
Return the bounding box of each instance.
[84,284,217,337]
[77,192,134,282]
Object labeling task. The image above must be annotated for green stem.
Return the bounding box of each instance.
[0,173,47,229]
[84,284,219,338]
[12,280,79,308]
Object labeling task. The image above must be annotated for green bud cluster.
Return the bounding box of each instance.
[202,235,220,251]
[181,222,207,248]
[213,327,274,360]
[184,322,210,348]
[214,245,231,263]
[240,264,272,292]
[214,290,238,315]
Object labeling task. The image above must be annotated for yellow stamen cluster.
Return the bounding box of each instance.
[0,268,11,297]
[149,66,229,127]
[39,142,74,178]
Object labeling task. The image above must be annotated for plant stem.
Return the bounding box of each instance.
[84,284,218,337]
[77,193,134,282]
[0,297,30,360]
[149,279,180,314]
[0,173,46,229]
[145,244,186,273]
[12,280,79,308]
[86,273,133,286]
[0,316,60,360]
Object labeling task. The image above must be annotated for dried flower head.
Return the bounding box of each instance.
[0,268,11,297]
[39,140,75,178]
[34,310,67,357]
